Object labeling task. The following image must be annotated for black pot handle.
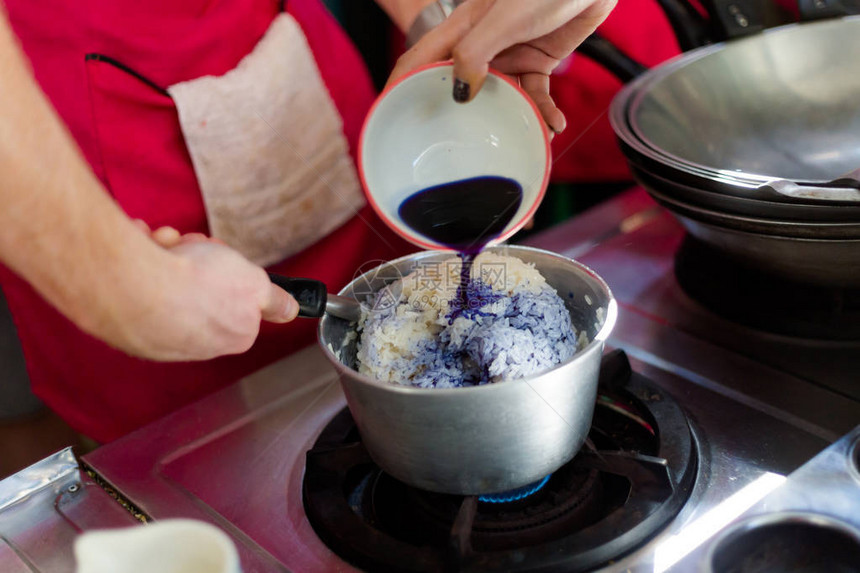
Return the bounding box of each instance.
[798,0,860,19]
[700,0,765,42]
[653,0,711,50]
[267,273,327,318]
[575,0,767,82]
[577,34,649,83]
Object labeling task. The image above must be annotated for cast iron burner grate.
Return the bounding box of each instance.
[302,351,698,572]
[675,235,860,340]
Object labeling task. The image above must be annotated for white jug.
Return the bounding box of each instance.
[75,519,240,573]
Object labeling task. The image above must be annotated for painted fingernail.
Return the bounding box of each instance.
[453,79,470,103]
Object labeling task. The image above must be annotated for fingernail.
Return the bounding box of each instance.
[284,296,300,321]
[453,79,470,103]
[549,118,566,135]
[153,226,181,243]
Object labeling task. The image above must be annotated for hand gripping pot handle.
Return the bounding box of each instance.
[267,273,327,318]
[268,273,363,322]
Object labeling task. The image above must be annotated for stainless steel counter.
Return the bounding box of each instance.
[3,188,859,572]
[0,448,141,572]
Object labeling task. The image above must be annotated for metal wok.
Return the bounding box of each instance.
[599,13,860,286]
[619,17,860,193]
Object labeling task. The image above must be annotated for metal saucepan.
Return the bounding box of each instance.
[317,245,617,495]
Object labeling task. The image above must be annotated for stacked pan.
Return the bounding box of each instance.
[608,17,860,287]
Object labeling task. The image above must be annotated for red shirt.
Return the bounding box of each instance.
[549,0,683,183]
[548,0,801,183]
[1,0,413,442]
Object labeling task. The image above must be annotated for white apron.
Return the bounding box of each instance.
[168,13,366,267]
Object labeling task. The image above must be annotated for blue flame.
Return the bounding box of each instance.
[478,475,551,504]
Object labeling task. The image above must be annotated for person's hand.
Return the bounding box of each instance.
[0,12,297,365]
[111,222,300,361]
[388,0,617,134]
[131,220,225,248]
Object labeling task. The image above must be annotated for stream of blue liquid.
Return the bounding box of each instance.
[398,176,523,318]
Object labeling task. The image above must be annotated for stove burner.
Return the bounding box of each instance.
[302,351,699,572]
[478,475,551,504]
[360,458,617,555]
[710,516,860,573]
[675,236,860,340]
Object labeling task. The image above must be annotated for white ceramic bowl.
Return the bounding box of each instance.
[359,62,551,250]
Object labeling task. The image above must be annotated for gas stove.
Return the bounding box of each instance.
[3,188,860,572]
[302,350,697,572]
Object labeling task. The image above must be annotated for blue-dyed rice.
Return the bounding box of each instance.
[357,274,578,389]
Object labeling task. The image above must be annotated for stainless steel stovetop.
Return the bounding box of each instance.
[2,188,859,572]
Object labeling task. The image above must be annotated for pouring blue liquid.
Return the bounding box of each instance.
[398,175,523,322]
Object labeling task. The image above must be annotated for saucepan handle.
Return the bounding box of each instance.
[267,273,327,318]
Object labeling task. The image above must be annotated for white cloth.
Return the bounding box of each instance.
[168,13,365,266]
